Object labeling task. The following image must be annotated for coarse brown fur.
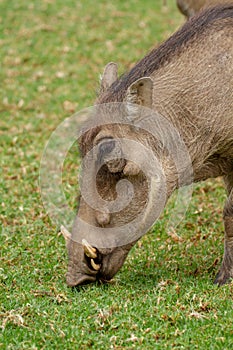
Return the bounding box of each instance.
[97,5,233,104]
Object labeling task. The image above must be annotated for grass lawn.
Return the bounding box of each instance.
[1,0,233,348]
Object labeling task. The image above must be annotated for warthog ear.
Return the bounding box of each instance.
[125,77,153,109]
[100,62,118,92]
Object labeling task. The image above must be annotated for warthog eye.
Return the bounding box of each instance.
[98,138,115,160]
[96,137,125,173]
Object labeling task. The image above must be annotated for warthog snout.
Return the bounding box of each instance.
[65,235,134,286]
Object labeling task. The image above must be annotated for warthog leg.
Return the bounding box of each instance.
[215,173,233,285]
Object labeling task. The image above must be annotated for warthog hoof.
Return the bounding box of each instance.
[214,269,233,286]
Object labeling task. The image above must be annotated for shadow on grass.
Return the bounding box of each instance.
[70,264,218,295]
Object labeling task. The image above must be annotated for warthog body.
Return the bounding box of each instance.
[177,0,232,18]
[65,6,233,287]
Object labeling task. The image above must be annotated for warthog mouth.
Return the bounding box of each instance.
[66,263,112,287]
[66,239,114,287]
[66,239,135,287]
[62,223,136,287]
[66,273,97,286]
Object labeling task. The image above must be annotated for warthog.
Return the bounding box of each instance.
[177,0,232,18]
[64,5,233,287]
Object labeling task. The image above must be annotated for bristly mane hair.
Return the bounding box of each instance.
[98,4,233,104]
[79,4,233,155]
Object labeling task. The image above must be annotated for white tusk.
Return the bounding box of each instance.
[91,259,101,271]
[60,225,71,247]
[82,239,97,259]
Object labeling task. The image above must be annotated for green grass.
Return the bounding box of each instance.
[1,0,233,348]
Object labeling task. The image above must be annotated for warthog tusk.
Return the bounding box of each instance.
[60,225,71,247]
[82,239,97,259]
[90,259,101,271]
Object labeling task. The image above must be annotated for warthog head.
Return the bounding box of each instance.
[64,123,160,286]
[64,136,152,286]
